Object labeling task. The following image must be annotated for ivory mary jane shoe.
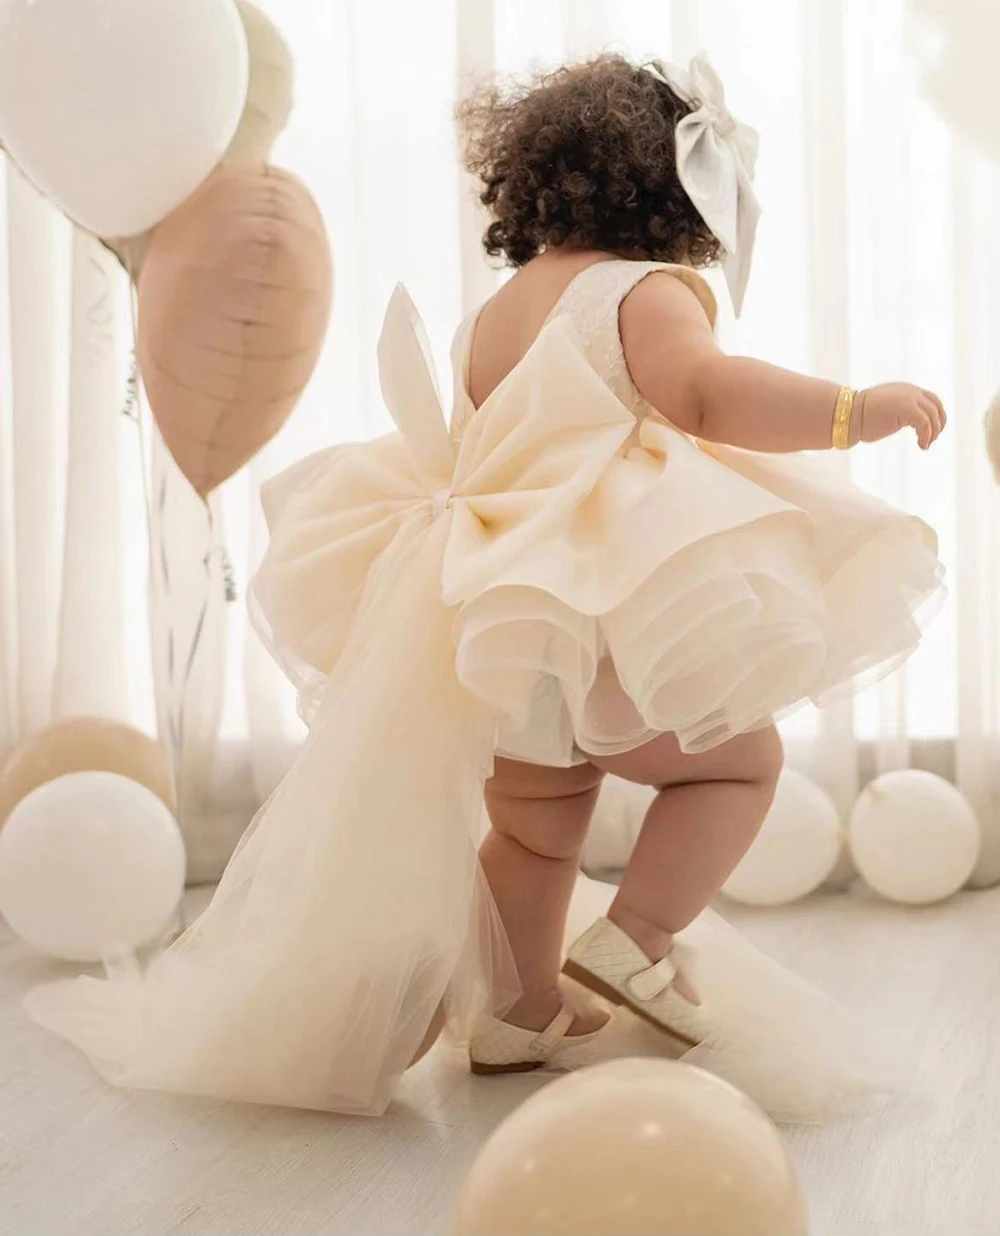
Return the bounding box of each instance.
[469,1005,608,1076]
[563,917,709,1048]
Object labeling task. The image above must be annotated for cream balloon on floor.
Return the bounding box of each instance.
[0,772,186,962]
[580,775,655,873]
[582,769,845,907]
[453,1059,809,1236]
[849,770,980,906]
[723,770,844,907]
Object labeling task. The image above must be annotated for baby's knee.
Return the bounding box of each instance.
[713,724,783,795]
[744,725,784,794]
[487,801,598,860]
[486,761,605,860]
[513,810,596,860]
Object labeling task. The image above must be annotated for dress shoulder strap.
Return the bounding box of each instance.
[544,260,717,407]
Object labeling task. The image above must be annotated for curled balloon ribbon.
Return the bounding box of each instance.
[122,279,233,861]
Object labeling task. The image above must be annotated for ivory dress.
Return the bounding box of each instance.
[27,260,943,1118]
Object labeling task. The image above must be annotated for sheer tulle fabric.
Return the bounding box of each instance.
[27,282,942,1117]
[566,876,903,1124]
[466,422,942,764]
[29,514,518,1114]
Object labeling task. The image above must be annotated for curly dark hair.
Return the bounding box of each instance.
[457,53,723,269]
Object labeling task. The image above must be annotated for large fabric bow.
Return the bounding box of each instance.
[648,53,761,316]
[255,283,637,698]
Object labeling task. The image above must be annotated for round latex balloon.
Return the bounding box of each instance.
[0,0,249,238]
[138,164,333,497]
[723,770,843,907]
[453,1059,809,1236]
[0,718,174,828]
[581,776,655,873]
[849,770,980,905]
[907,0,1000,167]
[103,0,295,281]
[0,772,186,962]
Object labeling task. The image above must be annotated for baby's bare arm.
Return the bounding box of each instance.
[620,273,945,451]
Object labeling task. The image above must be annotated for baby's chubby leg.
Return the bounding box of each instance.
[592,727,783,996]
[481,758,610,1034]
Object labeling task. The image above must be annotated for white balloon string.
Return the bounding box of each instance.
[123,268,221,851]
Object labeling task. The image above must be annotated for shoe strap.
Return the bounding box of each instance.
[531,1006,576,1054]
[627,954,678,1002]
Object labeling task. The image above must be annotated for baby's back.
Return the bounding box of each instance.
[464,251,718,424]
[467,250,621,410]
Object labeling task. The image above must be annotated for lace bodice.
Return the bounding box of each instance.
[541,259,716,410]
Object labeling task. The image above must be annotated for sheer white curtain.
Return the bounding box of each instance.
[3,0,999,884]
[0,170,240,881]
[0,181,134,756]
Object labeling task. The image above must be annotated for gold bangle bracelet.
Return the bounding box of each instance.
[832,386,856,450]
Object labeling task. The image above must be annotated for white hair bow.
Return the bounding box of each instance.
[648,54,761,316]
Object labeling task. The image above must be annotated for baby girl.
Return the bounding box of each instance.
[28,53,944,1115]
[458,53,944,1069]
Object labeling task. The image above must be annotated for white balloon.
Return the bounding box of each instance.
[723,770,843,907]
[581,776,655,873]
[849,770,980,906]
[0,771,186,961]
[0,0,249,237]
[907,0,1000,168]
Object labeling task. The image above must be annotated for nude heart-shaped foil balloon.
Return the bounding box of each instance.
[137,165,334,498]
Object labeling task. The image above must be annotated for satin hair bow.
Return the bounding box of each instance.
[647,54,761,316]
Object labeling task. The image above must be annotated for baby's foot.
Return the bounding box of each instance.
[563,916,710,1047]
[607,906,700,1004]
[469,988,610,1075]
[503,987,610,1037]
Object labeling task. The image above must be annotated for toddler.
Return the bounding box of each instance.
[458,53,945,1069]
[28,53,944,1115]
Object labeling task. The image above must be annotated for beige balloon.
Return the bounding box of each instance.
[137,164,333,497]
[225,0,294,164]
[0,719,174,829]
[453,1059,809,1236]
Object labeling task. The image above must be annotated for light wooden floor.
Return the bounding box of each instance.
[3,886,999,1236]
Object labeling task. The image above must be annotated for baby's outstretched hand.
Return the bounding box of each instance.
[860,383,947,450]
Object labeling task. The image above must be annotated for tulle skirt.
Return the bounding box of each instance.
[473,426,944,766]
[24,287,942,1118]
